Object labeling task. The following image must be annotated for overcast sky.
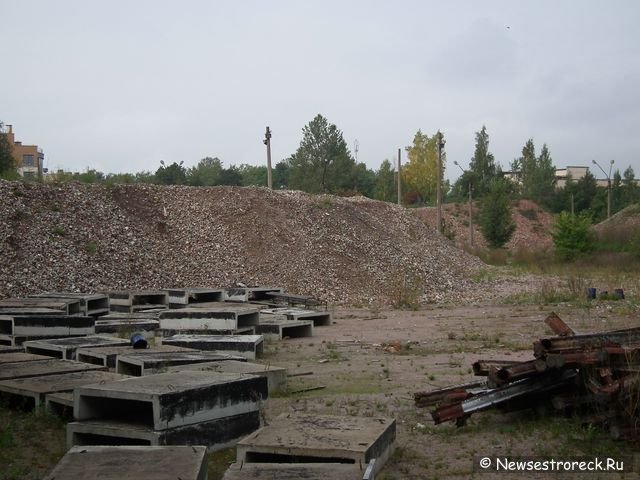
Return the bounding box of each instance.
[2,1,639,182]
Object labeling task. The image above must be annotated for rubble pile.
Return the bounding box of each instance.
[0,181,485,305]
[415,312,640,440]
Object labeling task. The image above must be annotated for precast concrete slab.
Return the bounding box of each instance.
[43,445,208,480]
[0,297,82,315]
[255,318,313,340]
[160,326,255,337]
[23,335,129,360]
[116,351,247,376]
[45,391,74,416]
[107,290,169,313]
[0,370,128,410]
[77,344,194,369]
[224,287,283,303]
[236,414,396,475]
[165,288,225,307]
[0,334,88,347]
[162,334,264,360]
[74,371,267,430]
[261,308,332,326]
[165,360,287,394]
[94,318,159,338]
[222,462,371,480]
[67,410,260,451]
[0,352,51,364]
[0,307,64,316]
[30,293,110,317]
[0,314,95,339]
[158,306,260,332]
[0,345,23,354]
[0,359,106,381]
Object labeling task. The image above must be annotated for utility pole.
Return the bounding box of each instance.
[264,126,272,189]
[454,160,473,247]
[436,132,445,234]
[592,159,614,220]
[397,148,402,206]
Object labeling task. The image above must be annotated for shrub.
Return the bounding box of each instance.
[479,178,515,248]
[551,212,593,260]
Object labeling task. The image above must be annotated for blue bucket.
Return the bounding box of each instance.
[130,332,148,349]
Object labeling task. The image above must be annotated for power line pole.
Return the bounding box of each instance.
[436,132,445,234]
[397,148,402,206]
[264,126,273,189]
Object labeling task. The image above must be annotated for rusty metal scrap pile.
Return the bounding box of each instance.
[415,312,640,440]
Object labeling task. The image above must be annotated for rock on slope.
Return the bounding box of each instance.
[0,181,485,305]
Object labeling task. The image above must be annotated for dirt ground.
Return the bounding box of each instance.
[252,302,640,480]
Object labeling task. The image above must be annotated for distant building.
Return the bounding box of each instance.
[505,165,610,189]
[3,124,45,179]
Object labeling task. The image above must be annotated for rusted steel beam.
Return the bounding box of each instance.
[414,379,487,408]
[544,312,575,337]
[489,360,545,386]
[545,351,605,369]
[534,326,640,357]
[432,370,577,424]
[472,359,516,376]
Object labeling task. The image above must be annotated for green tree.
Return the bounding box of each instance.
[351,162,376,197]
[218,165,243,185]
[402,130,441,204]
[511,139,556,207]
[468,125,497,196]
[0,122,17,177]
[239,164,268,186]
[373,159,396,202]
[187,157,223,186]
[155,161,187,185]
[479,178,516,248]
[273,160,290,189]
[551,211,593,259]
[623,166,638,206]
[288,114,355,194]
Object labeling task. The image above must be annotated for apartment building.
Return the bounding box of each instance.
[3,124,45,178]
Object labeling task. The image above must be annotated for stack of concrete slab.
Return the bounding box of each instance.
[0,344,23,354]
[0,297,83,315]
[224,287,283,303]
[230,413,395,478]
[0,370,127,411]
[158,305,260,335]
[162,334,264,360]
[223,462,376,480]
[0,314,95,346]
[0,351,51,364]
[95,312,160,339]
[255,315,314,340]
[116,350,246,376]
[29,293,110,317]
[164,288,225,308]
[23,336,130,360]
[107,290,169,313]
[166,360,287,394]
[77,344,194,369]
[67,371,268,451]
[0,359,106,381]
[260,307,332,326]
[44,445,208,480]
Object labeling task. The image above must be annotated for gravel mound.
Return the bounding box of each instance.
[0,181,486,305]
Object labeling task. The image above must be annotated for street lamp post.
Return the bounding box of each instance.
[592,159,615,220]
[264,127,273,189]
[454,161,473,247]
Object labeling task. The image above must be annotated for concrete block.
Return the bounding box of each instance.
[116,351,247,376]
[0,359,106,381]
[77,345,194,369]
[0,314,95,339]
[162,335,264,360]
[0,307,64,316]
[74,371,267,430]
[0,352,51,364]
[224,287,283,303]
[43,445,208,480]
[255,318,313,340]
[222,462,370,480]
[23,336,130,360]
[165,288,225,307]
[165,360,287,394]
[160,326,255,337]
[67,410,260,451]
[0,345,23,354]
[30,293,110,317]
[45,391,74,416]
[0,297,82,315]
[261,308,332,326]
[107,290,169,313]
[158,306,260,332]
[0,370,127,410]
[236,414,396,475]
[94,318,159,338]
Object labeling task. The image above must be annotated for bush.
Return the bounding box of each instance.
[479,179,515,248]
[551,212,593,260]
